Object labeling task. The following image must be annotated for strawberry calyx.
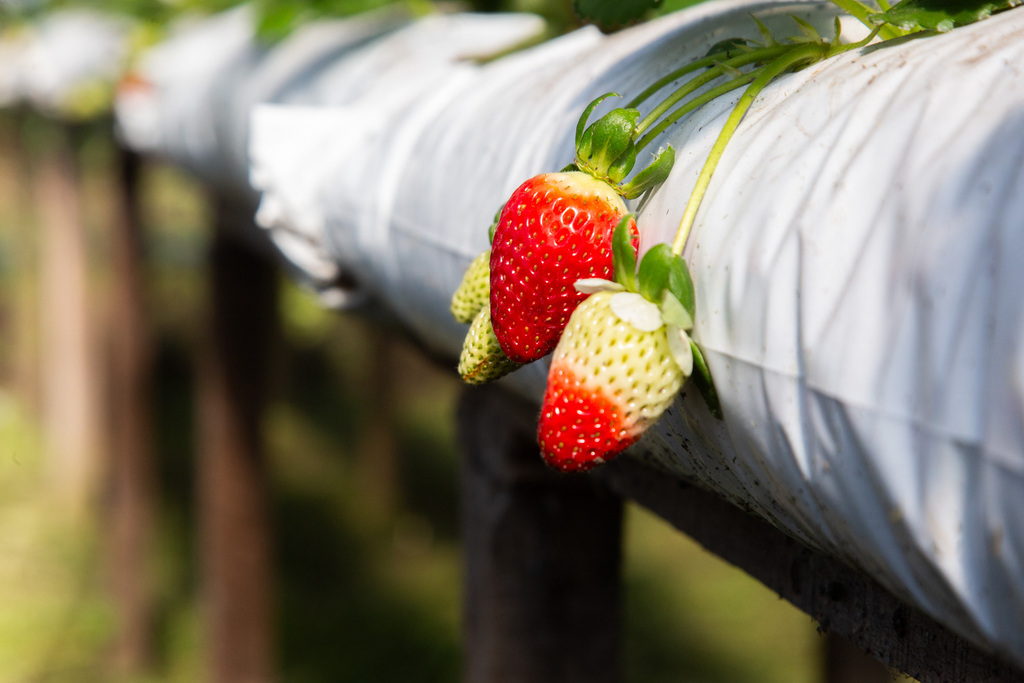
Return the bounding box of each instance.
[573,93,676,199]
[578,214,725,416]
[609,215,695,325]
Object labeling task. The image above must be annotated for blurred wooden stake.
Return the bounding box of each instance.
[356,325,399,521]
[106,147,156,674]
[459,385,623,683]
[826,633,896,683]
[34,122,102,513]
[199,206,277,683]
[0,111,41,410]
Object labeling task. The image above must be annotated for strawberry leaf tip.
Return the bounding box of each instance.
[575,92,620,149]
[667,325,694,376]
[705,37,755,58]
[659,291,693,331]
[636,244,695,319]
[612,214,638,292]
[618,145,675,200]
[575,278,624,294]
[610,292,663,332]
[689,340,723,419]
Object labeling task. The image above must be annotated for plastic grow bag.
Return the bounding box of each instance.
[114,6,546,196]
[114,5,548,288]
[249,1,1024,667]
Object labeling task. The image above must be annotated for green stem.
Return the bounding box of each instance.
[671,43,826,257]
[634,73,753,153]
[827,0,877,26]
[633,44,792,136]
[830,0,905,40]
[626,43,787,110]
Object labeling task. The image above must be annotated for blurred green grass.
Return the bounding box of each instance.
[0,111,830,682]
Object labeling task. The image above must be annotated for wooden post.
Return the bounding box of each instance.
[33,121,103,513]
[198,203,277,683]
[105,147,157,674]
[458,385,623,683]
[355,325,398,520]
[0,110,40,410]
[825,633,893,683]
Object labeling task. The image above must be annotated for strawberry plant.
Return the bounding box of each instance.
[454,0,1021,467]
[453,89,675,382]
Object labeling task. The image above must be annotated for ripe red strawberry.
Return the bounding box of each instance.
[538,290,691,472]
[454,93,673,380]
[489,171,637,364]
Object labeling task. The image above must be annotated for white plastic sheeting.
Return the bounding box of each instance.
[114,5,547,293]
[245,2,1024,666]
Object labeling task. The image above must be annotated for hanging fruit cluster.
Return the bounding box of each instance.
[450,0,1015,471]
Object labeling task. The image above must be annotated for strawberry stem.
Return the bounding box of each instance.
[632,44,791,137]
[670,42,828,257]
[829,0,906,39]
[633,72,754,153]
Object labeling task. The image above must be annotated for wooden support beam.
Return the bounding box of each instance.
[596,456,1024,683]
[458,385,623,683]
[34,121,102,512]
[106,146,156,674]
[198,205,277,683]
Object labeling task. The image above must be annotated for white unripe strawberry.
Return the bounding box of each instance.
[537,290,690,471]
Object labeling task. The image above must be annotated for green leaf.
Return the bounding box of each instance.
[637,244,695,317]
[637,244,674,303]
[705,37,753,58]
[751,15,778,46]
[575,92,619,149]
[256,1,304,42]
[660,292,693,330]
[790,15,823,43]
[488,203,504,244]
[690,341,723,419]
[619,145,675,199]
[574,0,664,31]
[831,16,844,47]
[606,145,638,185]
[612,215,638,292]
[665,255,696,320]
[870,0,1014,30]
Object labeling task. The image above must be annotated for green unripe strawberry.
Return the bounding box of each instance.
[451,250,491,324]
[458,306,522,384]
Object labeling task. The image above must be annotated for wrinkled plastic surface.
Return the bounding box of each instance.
[248,3,1024,665]
[116,7,547,293]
